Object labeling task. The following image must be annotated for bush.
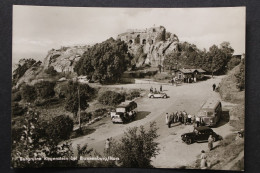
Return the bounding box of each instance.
[98,91,125,106]
[21,84,37,102]
[44,66,57,76]
[124,90,141,100]
[34,97,60,107]
[235,58,245,91]
[12,91,22,102]
[92,108,108,118]
[227,57,241,70]
[34,81,56,99]
[45,115,74,143]
[12,102,26,116]
[80,112,92,124]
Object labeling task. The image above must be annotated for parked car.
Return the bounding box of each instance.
[181,126,221,144]
[148,92,167,98]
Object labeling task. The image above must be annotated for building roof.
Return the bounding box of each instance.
[196,68,206,73]
[176,68,206,74]
[179,69,196,74]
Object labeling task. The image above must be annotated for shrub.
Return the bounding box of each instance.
[227,57,241,70]
[124,90,141,100]
[45,115,74,143]
[44,66,57,76]
[34,97,60,107]
[34,81,56,99]
[80,112,92,124]
[12,91,22,102]
[98,91,125,106]
[12,102,26,117]
[92,108,108,118]
[21,84,37,102]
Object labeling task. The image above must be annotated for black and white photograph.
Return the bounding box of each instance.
[11,6,245,170]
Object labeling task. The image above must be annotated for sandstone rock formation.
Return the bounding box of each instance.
[42,45,91,73]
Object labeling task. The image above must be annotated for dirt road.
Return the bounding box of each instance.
[70,76,234,168]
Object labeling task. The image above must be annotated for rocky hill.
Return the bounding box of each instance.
[12,26,180,86]
[42,45,91,73]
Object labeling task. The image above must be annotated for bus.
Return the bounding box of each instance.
[197,98,222,127]
[111,101,137,124]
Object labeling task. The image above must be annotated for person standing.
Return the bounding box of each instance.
[168,113,173,128]
[212,83,216,91]
[150,86,153,93]
[196,116,200,127]
[105,138,110,156]
[200,150,207,169]
[208,135,214,151]
[160,85,162,92]
[188,114,192,124]
[165,113,169,125]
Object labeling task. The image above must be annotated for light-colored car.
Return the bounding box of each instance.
[148,92,168,98]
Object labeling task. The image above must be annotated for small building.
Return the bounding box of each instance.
[173,68,206,83]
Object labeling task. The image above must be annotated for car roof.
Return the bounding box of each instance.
[194,126,212,131]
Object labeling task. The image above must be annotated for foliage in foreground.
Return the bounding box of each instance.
[11,109,76,168]
[110,122,160,168]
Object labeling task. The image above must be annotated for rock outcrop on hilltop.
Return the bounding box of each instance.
[42,45,91,73]
[13,26,181,86]
[117,26,179,67]
[12,59,42,86]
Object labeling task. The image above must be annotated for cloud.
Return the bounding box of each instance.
[12,6,245,63]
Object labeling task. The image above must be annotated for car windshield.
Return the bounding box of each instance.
[116,108,126,112]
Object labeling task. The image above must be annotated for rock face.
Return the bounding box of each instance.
[117,26,179,67]
[42,45,91,73]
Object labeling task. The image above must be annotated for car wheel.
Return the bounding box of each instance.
[150,95,154,98]
[163,95,167,98]
[187,138,192,144]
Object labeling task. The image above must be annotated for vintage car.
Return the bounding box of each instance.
[148,92,168,98]
[111,101,137,124]
[181,126,220,144]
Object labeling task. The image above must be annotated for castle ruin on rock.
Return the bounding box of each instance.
[117,26,179,67]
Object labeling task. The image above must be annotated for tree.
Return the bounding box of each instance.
[20,84,37,102]
[74,38,132,84]
[11,109,77,168]
[235,58,245,91]
[110,122,160,168]
[65,81,94,117]
[45,115,74,143]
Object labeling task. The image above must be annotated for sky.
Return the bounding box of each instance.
[13,6,246,65]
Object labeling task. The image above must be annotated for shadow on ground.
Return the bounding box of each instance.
[213,109,230,128]
[135,111,151,121]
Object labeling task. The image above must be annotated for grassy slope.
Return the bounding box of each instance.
[190,63,245,171]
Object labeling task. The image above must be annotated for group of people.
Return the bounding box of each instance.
[200,135,214,169]
[150,85,163,93]
[165,111,196,128]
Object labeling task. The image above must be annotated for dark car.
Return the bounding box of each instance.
[181,126,220,144]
